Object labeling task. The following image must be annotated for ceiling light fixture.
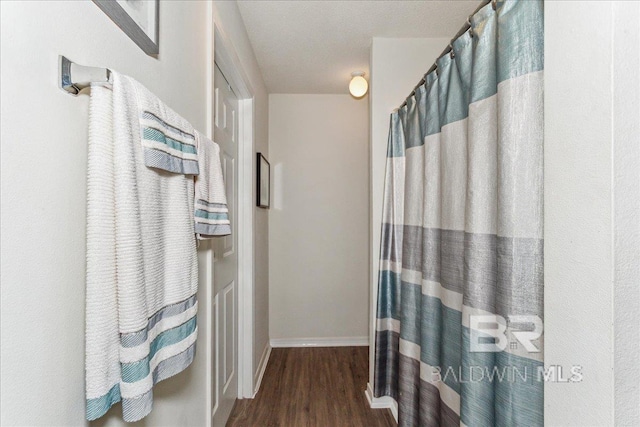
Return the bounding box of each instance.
[349,71,368,98]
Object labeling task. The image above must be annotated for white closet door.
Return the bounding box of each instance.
[211,62,239,427]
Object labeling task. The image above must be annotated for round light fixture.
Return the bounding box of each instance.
[349,71,368,98]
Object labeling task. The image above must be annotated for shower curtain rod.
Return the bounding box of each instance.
[58,55,111,96]
[398,0,493,109]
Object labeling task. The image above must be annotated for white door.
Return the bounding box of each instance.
[212,63,238,427]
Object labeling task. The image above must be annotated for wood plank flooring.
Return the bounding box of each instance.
[227,346,396,427]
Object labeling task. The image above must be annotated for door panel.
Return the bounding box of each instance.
[223,282,235,391]
[222,154,234,257]
[211,295,219,416]
[212,63,239,427]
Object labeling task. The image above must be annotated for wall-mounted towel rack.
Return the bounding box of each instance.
[59,56,111,96]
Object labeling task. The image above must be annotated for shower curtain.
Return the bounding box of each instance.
[373,0,543,426]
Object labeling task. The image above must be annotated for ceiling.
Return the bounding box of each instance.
[236,0,481,94]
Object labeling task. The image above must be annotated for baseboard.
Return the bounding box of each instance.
[252,342,271,398]
[270,336,369,348]
[365,382,398,423]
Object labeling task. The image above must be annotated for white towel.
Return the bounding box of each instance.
[85,72,198,422]
[194,131,231,238]
[138,83,199,175]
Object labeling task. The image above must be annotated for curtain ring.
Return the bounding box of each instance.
[491,0,497,10]
[449,45,455,59]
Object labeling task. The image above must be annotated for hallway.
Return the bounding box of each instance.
[227,347,395,426]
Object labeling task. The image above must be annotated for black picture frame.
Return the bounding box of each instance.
[93,0,159,56]
[257,153,270,209]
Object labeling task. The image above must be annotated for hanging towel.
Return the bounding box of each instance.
[85,72,198,423]
[194,131,231,238]
[138,83,199,175]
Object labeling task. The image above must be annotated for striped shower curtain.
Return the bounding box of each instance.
[373,0,544,425]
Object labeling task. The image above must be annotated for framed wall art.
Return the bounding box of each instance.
[93,0,159,55]
[257,153,270,209]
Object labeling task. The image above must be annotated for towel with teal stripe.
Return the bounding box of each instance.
[194,131,231,238]
[136,82,199,175]
[86,73,199,423]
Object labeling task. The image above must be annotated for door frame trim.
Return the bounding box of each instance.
[211,17,256,402]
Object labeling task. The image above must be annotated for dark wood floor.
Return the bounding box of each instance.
[227,346,396,427]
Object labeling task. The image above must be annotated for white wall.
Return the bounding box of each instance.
[269,94,369,343]
[611,3,640,423]
[367,37,449,388]
[0,1,209,425]
[545,1,640,425]
[0,0,269,425]
[211,0,270,396]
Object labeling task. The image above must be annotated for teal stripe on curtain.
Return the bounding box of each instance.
[376,270,402,321]
[374,1,544,425]
[424,72,440,137]
[386,112,406,158]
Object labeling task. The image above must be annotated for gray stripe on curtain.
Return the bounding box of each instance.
[382,226,543,317]
[399,354,460,427]
[374,330,400,399]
